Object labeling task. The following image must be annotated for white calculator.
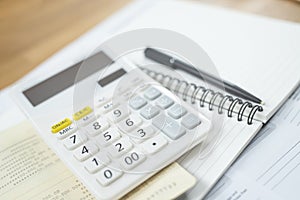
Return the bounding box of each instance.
[12,50,211,199]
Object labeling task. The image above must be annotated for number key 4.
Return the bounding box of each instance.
[73,141,99,161]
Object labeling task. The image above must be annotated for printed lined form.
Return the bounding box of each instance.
[0,121,195,199]
[0,121,94,200]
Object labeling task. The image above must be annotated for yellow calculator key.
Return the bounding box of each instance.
[51,118,72,133]
[73,106,93,121]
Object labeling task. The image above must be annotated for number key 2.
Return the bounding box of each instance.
[109,138,133,158]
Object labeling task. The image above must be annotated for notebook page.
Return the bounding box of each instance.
[178,116,262,199]
[206,81,300,200]
[116,0,300,121]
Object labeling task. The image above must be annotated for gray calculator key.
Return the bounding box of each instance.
[156,95,174,109]
[129,96,147,110]
[168,104,187,119]
[140,105,160,119]
[181,113,201,129]
[144,87,161,100]
[152,114,186,140]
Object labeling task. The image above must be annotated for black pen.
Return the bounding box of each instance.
[144,48,263,104]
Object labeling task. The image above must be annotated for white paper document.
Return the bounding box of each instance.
[206,86,300,200]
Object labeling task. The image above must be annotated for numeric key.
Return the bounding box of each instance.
[129,126,155,142]
[84,153,110,174]
[96,128,121,147]
[118,114,142,132]
[96,167,123,186]
[107,105,130,124]
[120,150,146,170]
[73,142,99,161]
[63,132,87,150]
[85,118,110,136]
[109,138,133,158]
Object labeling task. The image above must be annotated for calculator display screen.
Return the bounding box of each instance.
[23,51,113,106]
[98,68,127,87]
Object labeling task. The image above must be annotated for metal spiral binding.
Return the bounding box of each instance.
[141,67,263,125]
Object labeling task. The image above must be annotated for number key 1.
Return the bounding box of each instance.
[84,153,110,174]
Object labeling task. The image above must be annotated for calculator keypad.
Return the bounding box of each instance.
[52,85,206,192]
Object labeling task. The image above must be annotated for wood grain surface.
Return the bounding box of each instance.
[0,0,299,89]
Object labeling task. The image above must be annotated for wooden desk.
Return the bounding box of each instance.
[0,0,300,89]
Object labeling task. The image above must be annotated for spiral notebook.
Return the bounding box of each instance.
[109,0,300,198]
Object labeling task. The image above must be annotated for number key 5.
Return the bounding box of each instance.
[96,128,121,147]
